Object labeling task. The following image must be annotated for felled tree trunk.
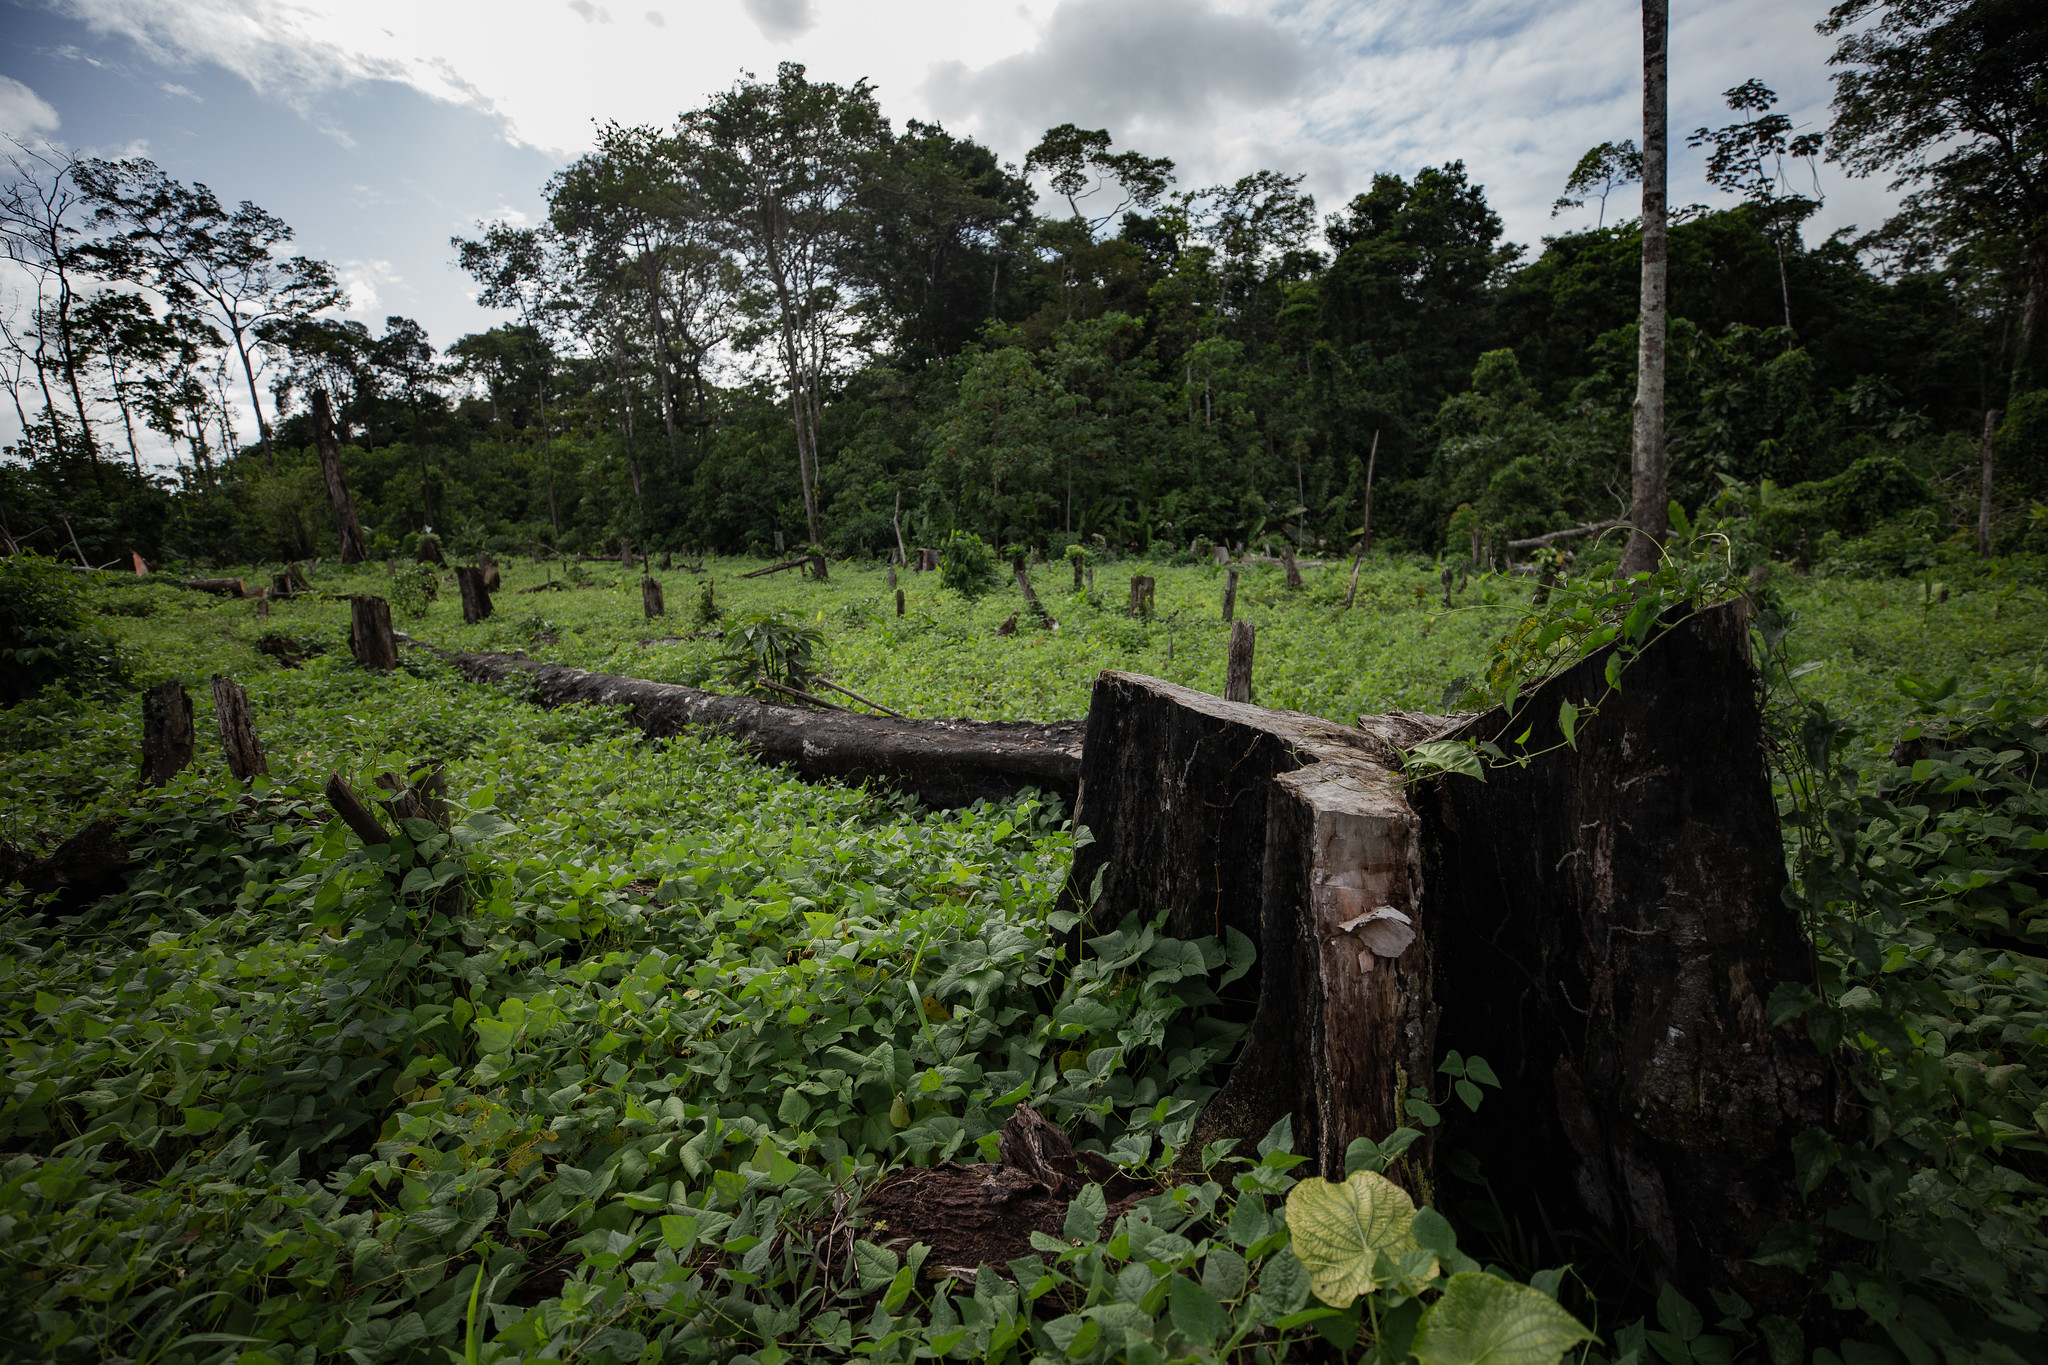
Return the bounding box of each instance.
[1061,602,1826,1303]
[456,566,494,624]
[210,675,267,781]
[433,648,1082,810]
[349,596,399,671]
[140,681,195,785]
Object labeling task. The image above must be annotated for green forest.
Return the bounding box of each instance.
[3,0,2047,1363]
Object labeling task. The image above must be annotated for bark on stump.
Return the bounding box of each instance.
[349,596,399,671]
[1059,600,1826,1303]
[1410,602,1828,1301]
[1225,620,1255,702]
[140,681,195,785]
[895,588,906,617]
[1282,545,1303,589]
[477,554,501,591]
[641,576,665,619]
[1128,575,1155,619]
[210,675,268,781]
[456,567,494,625]
[1223,568,1240,623]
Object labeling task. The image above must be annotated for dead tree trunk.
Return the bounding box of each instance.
[1222,568,1239,623]
[1978,409,1999,557]
[456,567,493,624]
[140,681,195,785]
[1015,564,1054,629]
[313,389,367,564]
[1282,545,1302,589]
[1058,601,1826,1305]
[209,675,267,781]
[430,647,1082,810]
[349,596,398,672]
[887,563,898,591]
[641,576,665,619]
[1128,575,1155,619]
[1225,620,1255,702]
[620,537,634,568]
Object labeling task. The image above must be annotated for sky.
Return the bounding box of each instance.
[1,0,1894,447]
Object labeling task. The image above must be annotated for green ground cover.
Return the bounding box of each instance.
[1,551,2045,1364]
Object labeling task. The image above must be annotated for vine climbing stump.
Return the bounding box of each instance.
[348,596,399,671]
[140,681,195,786]
[210,675,267,781]
[455,567,494,625]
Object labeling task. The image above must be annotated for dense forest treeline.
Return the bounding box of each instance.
[3,0,2045,572]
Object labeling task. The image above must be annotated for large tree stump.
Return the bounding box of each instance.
[1410,603,1828,1300]
[210,675,268,781]
[1060,601,1826,1302]
[349,596,399,671]
[641,576,665,619]
[456,566,494,624]
[140,681,195,785]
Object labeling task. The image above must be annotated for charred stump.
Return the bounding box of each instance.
[1410,602,1828,1301]
[210,675,268,781]
[140,681,195,785]
[349,596,399,671]
[456,566,494,624]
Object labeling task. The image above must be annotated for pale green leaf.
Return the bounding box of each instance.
[1284,1168,1421,1307]
[1412,1272,1594,1365]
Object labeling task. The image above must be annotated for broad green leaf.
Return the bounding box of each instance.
[1063,1183,1108,1242]
[1168,1274,1229,1346]
[1411,1272,1594,1365]
[853,1239,898,1292]
[1284,1168,1420,1307]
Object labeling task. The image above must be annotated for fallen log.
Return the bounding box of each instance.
[426,648,1082,809]
[741,557,809,579]
[1506,518,1624,550]
[181,577,246,597]
[1060,600,1827,1303]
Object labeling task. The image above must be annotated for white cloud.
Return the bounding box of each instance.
[567,0,613,23]
[339,258,402,317]
[740,0,815,41]
[0,76,61,138]
[645,10,665,26]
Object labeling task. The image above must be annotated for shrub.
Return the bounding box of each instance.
[938,530,999,599]
[717,610,824,695]
[0,554,125,704]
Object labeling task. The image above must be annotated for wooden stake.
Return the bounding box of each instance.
[140,681,194,786]
[348,596,399,671]
[210,675,267,781]
[1225,620,1255,703]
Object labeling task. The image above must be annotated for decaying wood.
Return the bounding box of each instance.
[430,647,1082,809]
[3,818,133,910]
[995,612,1018,636]
[1506,519,1625,550]
[1062,600,1824,1302]
[886,563,897,591]
[1014,564,1054,629]
[895,588,905,617]
[640,577,665,619]
[1281,544,1302,589]
[808,551,828,581]
[742,557,809,579]
[619,537,634,567]
[271,563,310,599]
[1058,672,1442,1176]
[1128,575,1155,618]
[1410,602,1827,1301]
[140,681,195,785]
[182,577,246,597]
[324,772,391,845]
[210,675,268,781]
[348,596,399,671]
[1225,620,1255,702]
[477,554,501,591]
[455,567,494,624]
[376,763,448,827]
[1222,568,1239,623]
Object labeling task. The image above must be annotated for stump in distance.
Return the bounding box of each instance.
[1128,575,1155,619]
[641,576,665,619]
[456,567,493,625]
[349,596,399,671]
[1225,620,1255,702]
[140,681,195,785]
[210,675,268,781]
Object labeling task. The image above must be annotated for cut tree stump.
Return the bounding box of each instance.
[895,588,905,617]
[477,554,501,591]
[1059,600,1827,1303]
[210,675,268,781]
[140,681,195,785]
[641,577,665,618]
[348,596,399,671]
[1223,568,1239,623]
[1128,575,1155,618]
[455,567,494,624]
[1225,620,1255,702]
[429,647,1083,809]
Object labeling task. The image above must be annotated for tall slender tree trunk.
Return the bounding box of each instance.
[52,282,101,481]
[313,389,367,563]
[539,369,560,540]
[1977,408,1999,557]
[105,344,144,474]
[1622,0,1671,577]
[2012,255,2046,402]
[231,330,275,469]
